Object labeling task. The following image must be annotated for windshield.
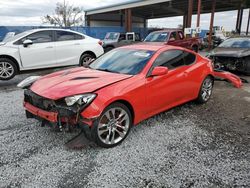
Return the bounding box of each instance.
[219,38,250,48]
[104,33,119,40]
[3,31,30,43]
[144,32,169,42]
[90,48,154,75]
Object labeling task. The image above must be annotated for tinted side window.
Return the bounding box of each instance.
[56,31,83,41]
[183,52,196,65]
[154,50,185,70]
[127,34,134,41]
[119,34,126,41]
[24,31,53,44]
[74,33,84,40]
[170,32,178,40]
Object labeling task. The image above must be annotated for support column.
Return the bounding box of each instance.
[236,8,244,34]
[183,14,187,30]
[196,0,201,28]
[208,0,216,50]
[187,0,193,28]
[196,0,201,37]
[247,9,250,35]
[85,15,90,27]
[125,9,132,32]
[143,18,148,28]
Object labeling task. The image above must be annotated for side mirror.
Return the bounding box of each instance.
[151,66,169,77]
[23,39,33,47]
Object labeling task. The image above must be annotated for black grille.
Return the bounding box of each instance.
[24,90,55,111]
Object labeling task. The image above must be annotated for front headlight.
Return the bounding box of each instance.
[17,76,41,89]
[65,94,96,106]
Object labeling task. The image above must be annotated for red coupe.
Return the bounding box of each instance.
[20,44,214,148]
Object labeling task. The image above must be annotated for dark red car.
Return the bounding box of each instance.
[144,29,201,52]
[19,44,214,148]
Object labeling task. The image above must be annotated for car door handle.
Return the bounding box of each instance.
[74,43,81,45]
[46,46,53,49]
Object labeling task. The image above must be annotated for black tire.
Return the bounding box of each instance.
[192,45,199,53]
[79,53,95,67]
[91,102,132,148]
[104,46,114,53]
[0,58,18,80]
[196,76,214,104]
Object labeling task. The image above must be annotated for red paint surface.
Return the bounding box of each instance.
[26,44,215,125]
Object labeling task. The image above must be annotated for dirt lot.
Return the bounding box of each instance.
[0,68,249,188]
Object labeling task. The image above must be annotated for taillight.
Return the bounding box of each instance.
[98,41,103,46]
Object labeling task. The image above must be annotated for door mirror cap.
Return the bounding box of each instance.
[151,67,169,77]
[23,39,33,47]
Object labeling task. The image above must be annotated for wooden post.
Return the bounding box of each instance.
[208,0,216,50]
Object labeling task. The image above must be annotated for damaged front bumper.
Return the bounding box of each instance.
[23,90,95,130]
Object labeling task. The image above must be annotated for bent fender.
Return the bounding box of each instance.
[213,70,243,88]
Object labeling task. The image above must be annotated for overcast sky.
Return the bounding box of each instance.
[0,0,249,31]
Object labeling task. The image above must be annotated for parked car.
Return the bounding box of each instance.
[208,37,250,75]
[102,32,141,52]
[144,29,201,52]
[19,44,215,148]
[0,28,104,80]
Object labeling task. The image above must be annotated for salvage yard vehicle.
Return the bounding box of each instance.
[0,28,104,80]
[19,44,215,148]
[102,32,141,52]
[144,29,201,52]
[209,37,250,75]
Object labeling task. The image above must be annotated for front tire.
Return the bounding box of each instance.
[91,102,132,148]
[196,76,214,104]
[0,58,17,80]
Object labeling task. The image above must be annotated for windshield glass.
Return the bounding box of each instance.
[104,33,119,40]
[90,48,154,75]
[144,32,169,42]
[4,31,30,43]
[219,38,250,48]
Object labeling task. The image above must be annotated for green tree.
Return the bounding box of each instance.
[42,0,83,27]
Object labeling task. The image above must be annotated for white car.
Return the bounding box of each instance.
[0,28,104,80]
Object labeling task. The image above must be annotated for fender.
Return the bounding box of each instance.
[213,70,242,88]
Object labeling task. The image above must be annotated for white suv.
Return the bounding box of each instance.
[0,28,104,80]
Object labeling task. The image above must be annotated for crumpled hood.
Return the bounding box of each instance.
[31,67,132,100]
[211,47,250,58]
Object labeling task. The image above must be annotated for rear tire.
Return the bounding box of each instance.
[91,102,132,148]
[196,76,214,104]
[0,58,17,80]
[79,54,95,67]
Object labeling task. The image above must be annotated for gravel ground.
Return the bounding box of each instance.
[0,69,250,188]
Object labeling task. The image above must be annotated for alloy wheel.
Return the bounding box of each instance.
[201,78,213,101]
[0,62,14,79]
[97,107,130,145]
[82,56,94,66]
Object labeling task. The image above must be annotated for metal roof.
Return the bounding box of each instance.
[85,0,249,18]
[85,0,171,15]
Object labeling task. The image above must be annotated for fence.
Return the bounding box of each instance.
[0,26,151,41]
[0,26,209,42]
